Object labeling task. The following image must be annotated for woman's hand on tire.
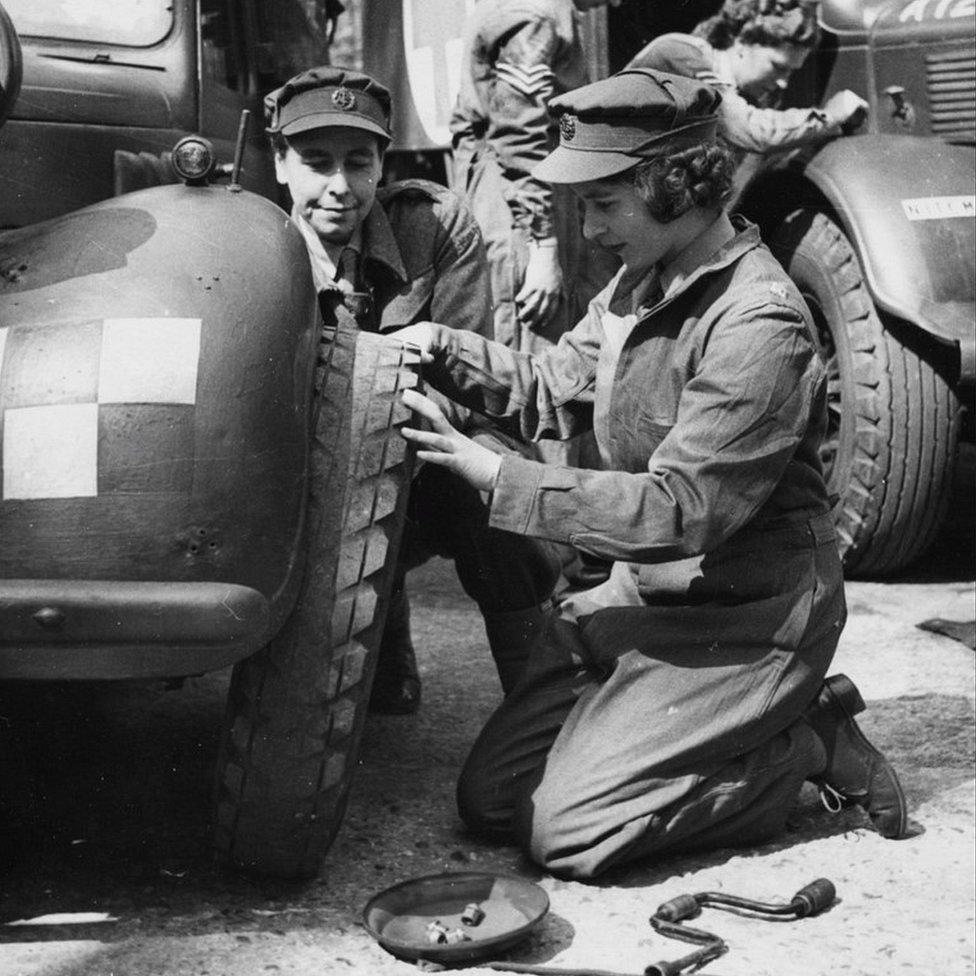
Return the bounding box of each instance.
[390,322,437,362]
[401,388,502,492]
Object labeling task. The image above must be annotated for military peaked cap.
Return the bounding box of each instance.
[264,66,392,141]
[535,68,722,183]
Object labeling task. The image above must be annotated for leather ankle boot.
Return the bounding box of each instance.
[482,602,553,695]
[369,585,421,715]
[805,674,908,838]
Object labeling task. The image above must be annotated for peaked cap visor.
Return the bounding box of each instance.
[534,115,719,184]
[272,88,391,140]
[534,67,722,183]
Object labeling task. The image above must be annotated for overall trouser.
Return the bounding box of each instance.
[457,512,846,879]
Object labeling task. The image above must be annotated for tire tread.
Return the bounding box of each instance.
[212,326,420,878]
[773,209,960,577]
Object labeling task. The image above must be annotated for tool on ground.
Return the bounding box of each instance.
[646,877,836,976]
[365,873,833,975]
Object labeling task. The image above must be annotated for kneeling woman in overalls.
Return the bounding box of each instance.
[397,68,907,880]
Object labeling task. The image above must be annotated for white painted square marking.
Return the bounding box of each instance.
[98,318,202,405]
[3,403,98,499]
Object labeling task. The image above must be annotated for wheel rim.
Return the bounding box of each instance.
[801,290,843,488]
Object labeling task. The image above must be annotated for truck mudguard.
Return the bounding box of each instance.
[799,133,975,381]
[0,184,319,676]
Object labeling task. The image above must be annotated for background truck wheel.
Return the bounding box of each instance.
[213,323,421,879]
[0,0,23,128]
[772,209,961,577]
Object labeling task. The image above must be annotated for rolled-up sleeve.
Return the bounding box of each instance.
[488,303,822,561]
[628,34,839,156]
[718,87,838,154]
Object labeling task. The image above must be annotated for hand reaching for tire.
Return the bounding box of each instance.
[401,389,502,492]
[391,322,437,363]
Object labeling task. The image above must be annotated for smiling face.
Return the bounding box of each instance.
[274,126,384,245]
[573,176,681,274]
[729,40,809,103]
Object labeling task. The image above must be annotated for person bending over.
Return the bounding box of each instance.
[627,0,867,164]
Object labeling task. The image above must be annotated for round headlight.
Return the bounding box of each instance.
[171,135,216,184]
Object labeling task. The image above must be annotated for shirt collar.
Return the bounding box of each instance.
[659,210,737,298]
[610,213,761,316]
[358,198,408,283]
[291,200,408,291]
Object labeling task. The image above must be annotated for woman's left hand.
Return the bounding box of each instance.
[401,389,502,492]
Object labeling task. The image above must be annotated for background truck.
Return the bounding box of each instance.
[358,0,975,577]
[0,0,339,221]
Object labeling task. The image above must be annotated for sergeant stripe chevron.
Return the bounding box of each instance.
[495,60,557,99]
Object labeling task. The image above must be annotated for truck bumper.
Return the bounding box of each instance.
[0,580,269,679]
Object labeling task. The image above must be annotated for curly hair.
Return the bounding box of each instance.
[269,130,289,156]
[694,0,820,50]
[622,141,735,224]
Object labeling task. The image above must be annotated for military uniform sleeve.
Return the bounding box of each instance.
[489,302,822,560]
[424,294,603,440]
[426,189,495,338]
[488,14,564,238]
[715,87,840,154]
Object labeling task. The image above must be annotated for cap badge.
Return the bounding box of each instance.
[560,114,577,141]
[332,87,357,111]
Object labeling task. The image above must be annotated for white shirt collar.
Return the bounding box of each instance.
[291,208,362,292]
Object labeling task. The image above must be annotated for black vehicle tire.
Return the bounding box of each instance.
[212,322,421,879]
[0,1,23,128]
[772,208,961,577]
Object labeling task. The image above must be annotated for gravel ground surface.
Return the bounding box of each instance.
[0,452,973,976]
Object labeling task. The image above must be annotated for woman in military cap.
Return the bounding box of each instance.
[627,0,868,164]
[396,68,906,879]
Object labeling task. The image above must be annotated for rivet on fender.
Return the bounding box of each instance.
[33,606,65,630]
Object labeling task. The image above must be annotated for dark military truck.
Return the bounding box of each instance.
[0,0,420,880]
[0,0,273,220]
[730,0,975,576]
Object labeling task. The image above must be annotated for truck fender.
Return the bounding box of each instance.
[798,134,975,381]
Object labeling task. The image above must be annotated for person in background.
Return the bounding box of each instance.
[265,67,562,714]
[450,0,622,354]
[395,68,907,879]
[627,0,867,164]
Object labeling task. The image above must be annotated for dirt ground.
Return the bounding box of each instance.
[0,450,973,976]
